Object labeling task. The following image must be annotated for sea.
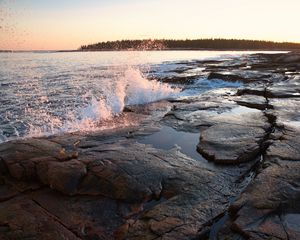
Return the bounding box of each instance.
[0,50,281,143]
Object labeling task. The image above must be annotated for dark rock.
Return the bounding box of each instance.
[233,94,270,110]
[0,177,18,202]
[266,127,300,161]
[46,160,87,195]
[0,196,81,240]
[208,72,245,82]
[31,189,133,240]
[275,53,300,63]
[1,51,300,239]
[0,138,77,180]
[236,86,267,97]
[219,124,300,239]
[0,126,260,239]
[198,123,267,164]
[156,75,199,84]
[226,159,300,240]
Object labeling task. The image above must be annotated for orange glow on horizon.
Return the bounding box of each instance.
[1,0,300,51]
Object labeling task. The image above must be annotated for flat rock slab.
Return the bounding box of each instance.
[198,123,267,164]
[0,196,81,240]
[267,127,300,161]
[233,94,269,110]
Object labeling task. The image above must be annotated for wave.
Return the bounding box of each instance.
[26,67,181,137]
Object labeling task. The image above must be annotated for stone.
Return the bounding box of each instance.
[1,51,300,239]
[198,123,267,163]
[46,160,87,195]
[0,196,80,240]
[233,94,269,110]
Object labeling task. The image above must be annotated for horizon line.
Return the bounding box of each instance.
[2,38,300,52]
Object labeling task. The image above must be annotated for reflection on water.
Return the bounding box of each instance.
[138,125,204,161]
[219,105,261,115]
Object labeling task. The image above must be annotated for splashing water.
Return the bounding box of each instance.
[24,67,181,137]
[1,50,265,142]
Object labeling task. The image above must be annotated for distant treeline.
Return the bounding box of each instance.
[79,39,300,51]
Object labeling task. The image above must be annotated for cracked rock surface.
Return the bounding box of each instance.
[1,52,300,239]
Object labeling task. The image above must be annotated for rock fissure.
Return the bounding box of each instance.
[1,52,300,239]
[31,198,83,239]
[204,85,281,239]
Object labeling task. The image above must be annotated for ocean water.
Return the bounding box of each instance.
[0,50,278,142]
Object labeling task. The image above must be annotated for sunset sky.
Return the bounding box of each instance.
[1,0,300,50]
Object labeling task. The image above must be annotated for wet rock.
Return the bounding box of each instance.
[233,94,269,110]
[219,124,300,239]
[0,177,18,201]
[266,127,300,161]
[0,138,77,180]
[275,53,300,63]
[236,86,267,97]
[156,75,199,84]
[262,84,300,131]
[31,189,134,240]
[46,160,87,195]
[207,69,273,84]
[208,72,245,82]
[1,51,300,239]
[226,159,300,240]
[266,80,300,98]
[198,123,267,164]
[0,125,259,239]
[250,52,300,73]
[0,196,81,240]
[237,78,300,99]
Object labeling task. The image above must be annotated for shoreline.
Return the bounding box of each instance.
[0,51,300,239]
[0,48,298,53]
[62,48,296,52]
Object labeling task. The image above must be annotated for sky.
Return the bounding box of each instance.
[0,0,300,50]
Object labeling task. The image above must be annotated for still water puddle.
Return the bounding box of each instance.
[219,105,261,116]
[138,125,205,162]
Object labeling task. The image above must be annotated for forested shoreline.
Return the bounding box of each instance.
[80,39,300,51]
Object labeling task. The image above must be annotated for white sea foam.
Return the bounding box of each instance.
[1,50,261,142]
[25,67,181,137]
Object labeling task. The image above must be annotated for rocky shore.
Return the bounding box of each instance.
[1,52,300,239]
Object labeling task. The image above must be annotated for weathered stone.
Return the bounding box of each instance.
[275,53,300,63]
[47,160,87,195]
[225,159,300,240]
[208,72,245,82]
[218,120,300,239]
[198,123,266,163]
[0,138,76,180]
[1,52,300,239]
[0,196,80,240]
[0,177,18,202]
[31,189,133,240]
[269,97,300,128]
[236,86,267,97]
[267,128,300,161]
[0,129,259,239]
[233,94,269,110]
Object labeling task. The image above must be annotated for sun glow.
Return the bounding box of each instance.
[1,0,300,50]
